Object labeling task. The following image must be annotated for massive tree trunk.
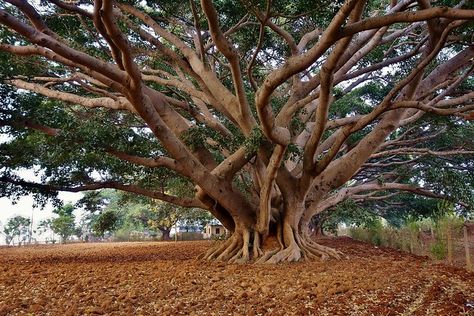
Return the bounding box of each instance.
[199,172,343,263]
[1,0,473,265]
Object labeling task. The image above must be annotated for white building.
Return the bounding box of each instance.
[202,220,227,239]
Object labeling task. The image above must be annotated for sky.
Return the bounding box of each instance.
[0,192,83,245]
[0,167,84,245]
[0,192,83,228]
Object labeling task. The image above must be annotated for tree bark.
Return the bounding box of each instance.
[1,0,472,265]
[160,228,171,241]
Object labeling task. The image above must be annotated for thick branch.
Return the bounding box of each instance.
[0,176,206,208]
[106,149,186,174]
[7,79,134,112]
[340,7,474,38]
[370,148,474,159]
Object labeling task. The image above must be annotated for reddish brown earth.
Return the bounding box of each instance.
[0,237,473,315]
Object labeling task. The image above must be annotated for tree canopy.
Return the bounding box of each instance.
[0,0,473,262]
[2,215,31,246]
[49,203,77,243]
[79,189,213,240]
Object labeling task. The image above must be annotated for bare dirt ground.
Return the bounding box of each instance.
[0,237,473,316]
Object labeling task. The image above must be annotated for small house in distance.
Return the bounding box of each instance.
[203,220,227,239]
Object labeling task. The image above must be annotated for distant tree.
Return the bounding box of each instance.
[75,190,124,238]
[37,218,52,234]
[50,203,77,243]
[146,202,182,241]
[2,215,31,246]
[91,190,213,240]
[118,200,177,241]
[36,218,56,244]
[311,199,380,235]
[1,0,473,262]
[132,201,215,240]
[92,210,120,237]
[180,208,214,232]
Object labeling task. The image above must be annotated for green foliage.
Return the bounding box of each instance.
[349,210,466,261]
[51,215,76,244]
[76,191,109,214]
[430,241,447,260]
[2,215,31,246]
[243,127,264,156]
[92,210,120,237]
[180,126,209,151]
[179,208,214,230]
[285,143,302,162]
[320,199,379,234]
[37,219,52,235]
[330,84,381,118]
[365,219,384,246]
[426,168,474,212]
[180,125,237,162]
[50,203,77,243]
[1,87,174,204]
[54,203,75,217]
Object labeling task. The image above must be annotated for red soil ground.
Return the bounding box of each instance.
[0,237,473,315]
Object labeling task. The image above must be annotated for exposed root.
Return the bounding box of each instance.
[252,233,264,259]
[216,236,240,261]
[199,228,344,264]
[255,248,280,264]
[258,230,344,263]
[199,229,252,264]
[261,243,301,264]
[298,234,345,260]
[229,229,250,263]
[197,237,233,260]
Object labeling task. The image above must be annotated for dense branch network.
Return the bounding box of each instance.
[0,0,473,263]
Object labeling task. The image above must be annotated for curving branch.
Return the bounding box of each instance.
[0,8,127,86]
[0,176,206,208]
[47,0,93,19]
[200,0,256,133]
[340,7,474,37]
[370,148,474,159]
[314,181,469,215]
[106,150,186,174]
[303,0,366,175]
[118,3,250,133]
[6,79,135,112]
[99,0,142,99]
[246,1,271,91]
[190,0,206,62]
[0,118,60,137]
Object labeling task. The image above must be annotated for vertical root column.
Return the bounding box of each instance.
[229,228,250,263]
[252,232,264,259]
